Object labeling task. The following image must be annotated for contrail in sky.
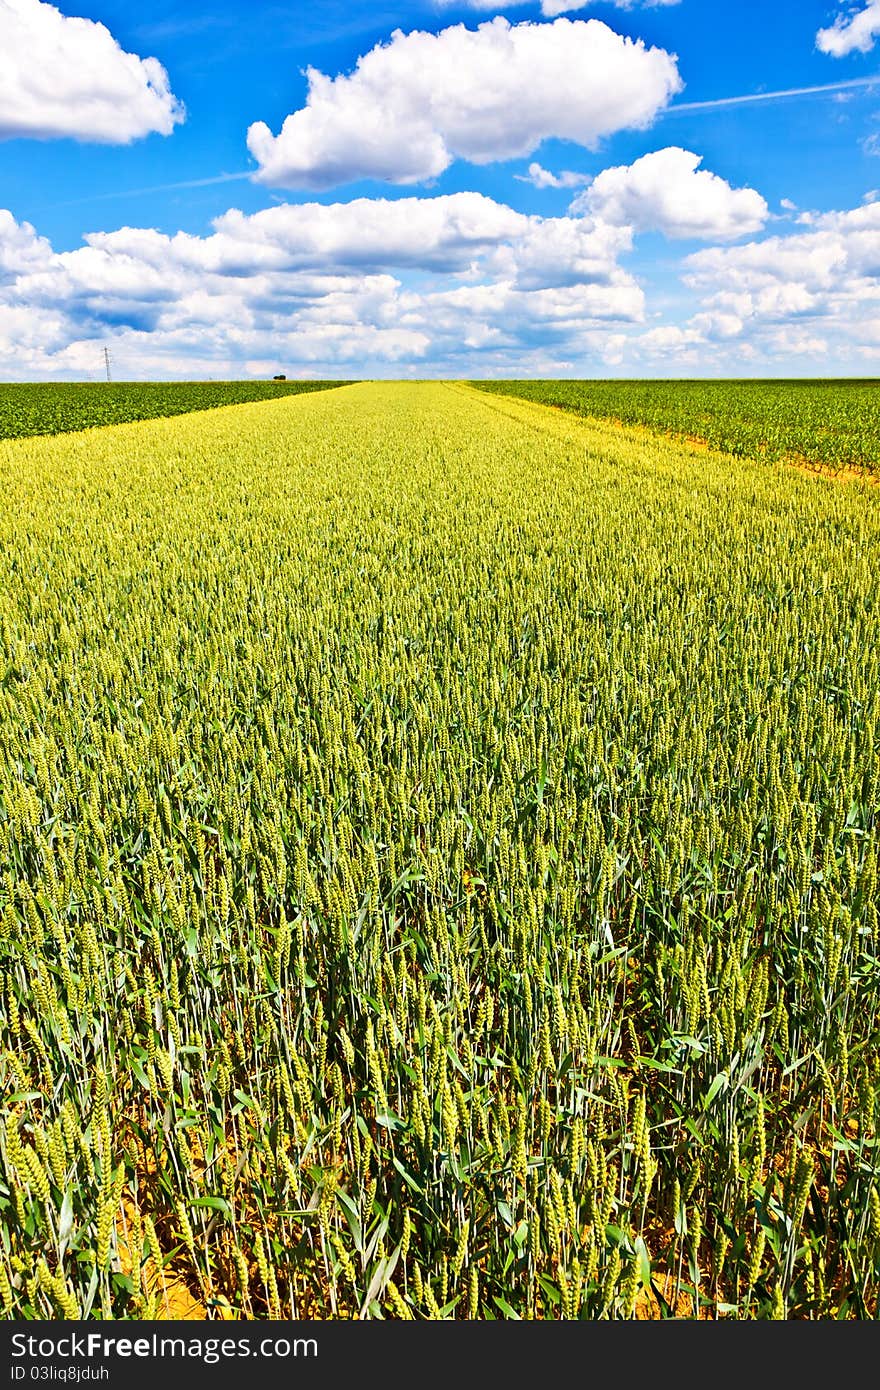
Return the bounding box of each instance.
[667,74,879,113]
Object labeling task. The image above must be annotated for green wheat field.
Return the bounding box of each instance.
[1,380,878,1320]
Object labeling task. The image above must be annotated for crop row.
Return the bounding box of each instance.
[0,380,353,441]
[472,379,880,476]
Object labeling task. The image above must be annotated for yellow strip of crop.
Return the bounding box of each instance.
[458,382,880,487]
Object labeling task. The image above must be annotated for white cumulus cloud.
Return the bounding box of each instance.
[0,209,53,278]
[84,194,531,278]
[685,202,880,298]
[516,162,592,190]
[0,193,647,379]
[817,1,880,56]
[549,195,880,369]
[572,147,769,240]
[246,18,682,189]
[675,201,880,366]
[4,183,875,379]
[0,0,183,143]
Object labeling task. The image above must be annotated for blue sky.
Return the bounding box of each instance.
[1,0,879,378]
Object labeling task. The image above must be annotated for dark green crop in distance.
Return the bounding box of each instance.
[0,380,354,440]
[472,379,880,476]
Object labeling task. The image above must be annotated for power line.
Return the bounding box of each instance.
[103,346,112,383]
